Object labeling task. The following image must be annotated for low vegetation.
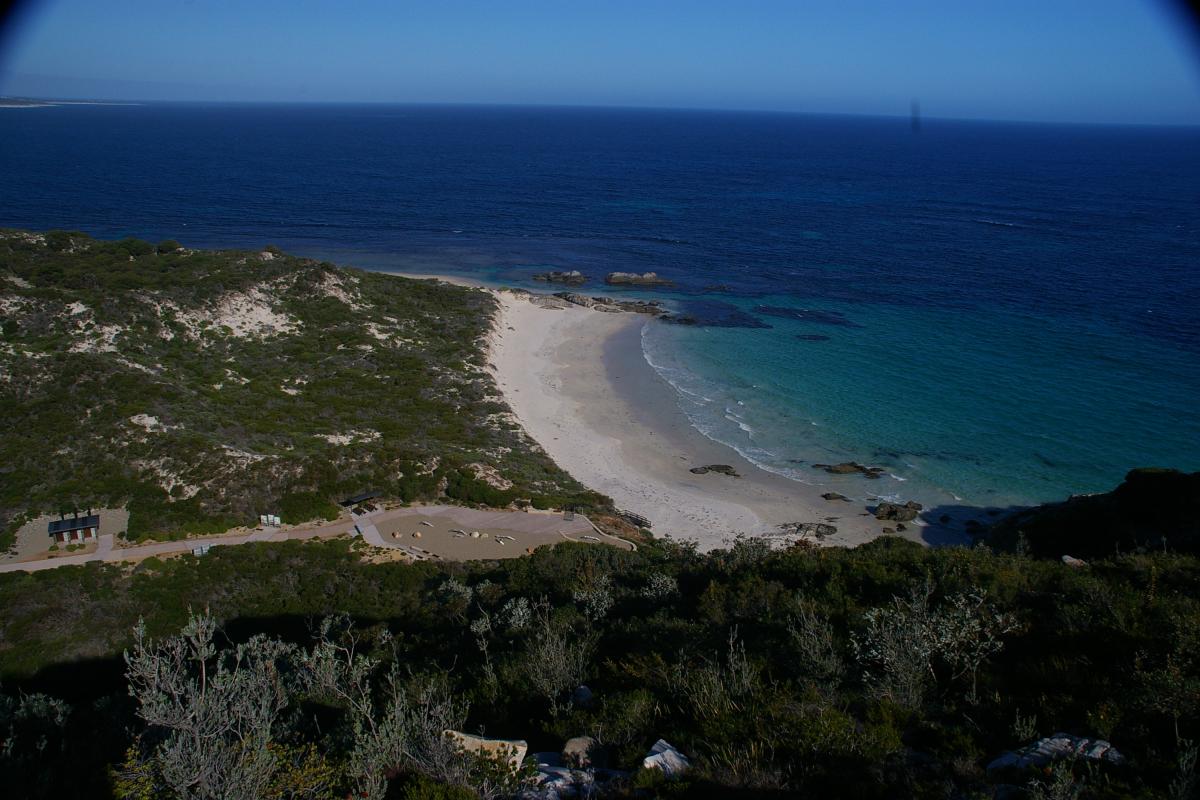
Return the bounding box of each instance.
[0,229,603,545]
[1,535,1197,798]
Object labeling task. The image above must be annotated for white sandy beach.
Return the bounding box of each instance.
[486,289,904,550]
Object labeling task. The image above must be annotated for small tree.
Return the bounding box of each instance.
[116,610,295,799]
[786,605,845,690]
[299,616,517,800]
[852,579,1017,708]
[522,606,596,717]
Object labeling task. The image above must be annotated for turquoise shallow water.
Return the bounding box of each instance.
[642,295,1200,508]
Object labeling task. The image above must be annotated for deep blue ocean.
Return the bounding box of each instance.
[2,103,1197,509]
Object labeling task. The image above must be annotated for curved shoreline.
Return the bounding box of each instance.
[487,288,916,550]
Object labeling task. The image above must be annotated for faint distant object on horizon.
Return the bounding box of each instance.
[911,99,922,132]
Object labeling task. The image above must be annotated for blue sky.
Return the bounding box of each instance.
[1,0,1198,124]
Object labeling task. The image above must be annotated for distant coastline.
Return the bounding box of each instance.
[0,97,141,108]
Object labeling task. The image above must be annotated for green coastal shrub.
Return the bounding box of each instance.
[277,491,340,524]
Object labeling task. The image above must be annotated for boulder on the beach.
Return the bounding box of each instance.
[527,295,573,310]
[822,492,850,502]
[553,292,596,308]
[987,733,1124,777]
[533,270,587,285]
[875,501,923,522]
[691,464,740,477]
[605,271,675,287]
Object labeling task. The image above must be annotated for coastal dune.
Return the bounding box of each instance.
[488,290,897,550]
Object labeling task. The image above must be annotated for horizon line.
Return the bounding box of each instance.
[4,94,1200,130]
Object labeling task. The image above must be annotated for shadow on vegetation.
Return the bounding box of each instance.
[912,503,1030,548]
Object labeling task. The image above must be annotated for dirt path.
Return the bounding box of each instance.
[0,505,628,574]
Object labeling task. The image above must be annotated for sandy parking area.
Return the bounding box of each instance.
[371,504,631,560]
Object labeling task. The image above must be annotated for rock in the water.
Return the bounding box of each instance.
[533,270,587,285]
[813,461,887,478]
[605,271,675,287]
[875,501,923,522]
[548,291,666,316]
[444,730,527,772]
[987,733,1125,776]
[822,492,850,502]
[613,299,667,316]
[754,305,862,327]
[563,736,606,769]
[643,739,689,778]
[662,313,699,325]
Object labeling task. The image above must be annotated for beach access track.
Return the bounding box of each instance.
[0,504,632,574]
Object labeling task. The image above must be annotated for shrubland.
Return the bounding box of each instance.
[0,230,602,547]
[1,535,1197,799]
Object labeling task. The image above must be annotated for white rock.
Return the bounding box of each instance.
[987,732,1124,774]
[643,739,689,778]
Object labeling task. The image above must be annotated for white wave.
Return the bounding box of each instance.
[889,473,908,482]
[723,414,754,436]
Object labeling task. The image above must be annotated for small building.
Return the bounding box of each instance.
[48,513,100,544]
[339,491,380,508]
